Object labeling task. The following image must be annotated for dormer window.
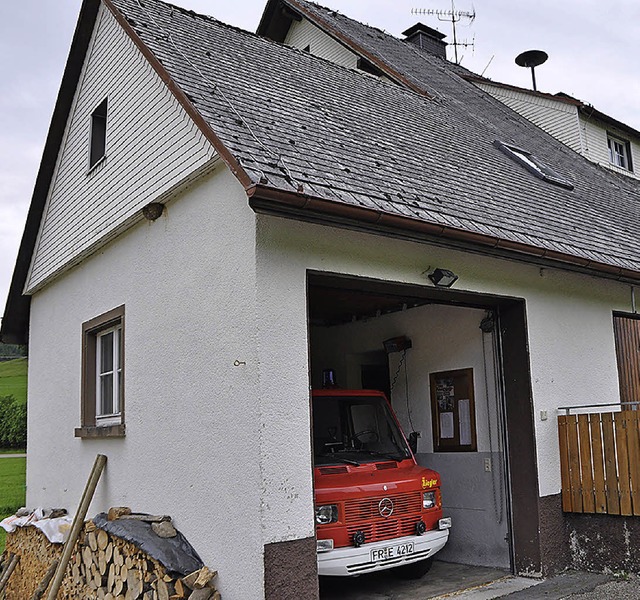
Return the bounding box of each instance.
[607,134,632,172]
[89,98,108,169]
[494,140,574,190]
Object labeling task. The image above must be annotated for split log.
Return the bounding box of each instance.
[182,567,216,590]
[0,553,20,594]
[107,507,132,521]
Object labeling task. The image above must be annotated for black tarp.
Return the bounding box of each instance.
[93,513,204,575]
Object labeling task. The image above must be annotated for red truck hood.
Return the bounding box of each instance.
[314,460,440,503]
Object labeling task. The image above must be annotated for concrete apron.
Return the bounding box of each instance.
[320,561,529,599]
[319,561,619,600]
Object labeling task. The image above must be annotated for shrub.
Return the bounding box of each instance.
[0,395,27,448]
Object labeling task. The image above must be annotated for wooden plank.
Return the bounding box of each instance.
[589,413,607,513]
[557,415,573,512]
[601,413,620,515]
[614,412,633,516]
[627,411,640,516]
[578,414,595,513]
[566,415,583,512]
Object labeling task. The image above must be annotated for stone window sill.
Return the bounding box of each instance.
[74,424,125,439]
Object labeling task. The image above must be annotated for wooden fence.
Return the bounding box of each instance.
[558,411,640,515]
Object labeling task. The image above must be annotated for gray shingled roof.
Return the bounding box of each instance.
[109,0,640,272]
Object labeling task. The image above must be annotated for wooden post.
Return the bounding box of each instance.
[29,559,59,600]
[0,553,20,594]
[46,454,107,600]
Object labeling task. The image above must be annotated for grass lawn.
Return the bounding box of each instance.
[0,457,26,553]
[0,357,27,405]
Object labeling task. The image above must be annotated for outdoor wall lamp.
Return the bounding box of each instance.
[428,268,459,288]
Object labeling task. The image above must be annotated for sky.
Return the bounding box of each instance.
[1,0,639,320]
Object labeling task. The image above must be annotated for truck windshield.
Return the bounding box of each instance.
[313,394,411,466]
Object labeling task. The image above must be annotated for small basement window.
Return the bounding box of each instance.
[89,98,108,169]
[494,140,574,190]
[607,134,633,171]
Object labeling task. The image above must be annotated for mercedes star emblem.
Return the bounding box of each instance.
[378,497,394,518]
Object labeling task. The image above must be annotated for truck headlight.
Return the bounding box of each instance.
[423,491,436,509]
[315,505,338,524]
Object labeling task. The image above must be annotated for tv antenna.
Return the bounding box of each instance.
[411,1,476,64]
[515,49,548,91]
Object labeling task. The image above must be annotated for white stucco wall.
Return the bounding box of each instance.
[27,166,265,599]
[255,214,632,499]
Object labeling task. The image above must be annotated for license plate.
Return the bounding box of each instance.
[370,542,414,562]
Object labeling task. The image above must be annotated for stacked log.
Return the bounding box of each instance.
[2,520,220,600]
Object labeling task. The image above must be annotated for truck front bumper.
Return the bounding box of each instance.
[317,528,449,577]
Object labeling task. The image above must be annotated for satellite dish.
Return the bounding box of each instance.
[515,50,548,91]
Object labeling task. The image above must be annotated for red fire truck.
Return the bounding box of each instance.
[313,389,451,577]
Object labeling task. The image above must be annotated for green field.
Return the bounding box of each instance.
[0,457,26,552]
[0,357,27,405]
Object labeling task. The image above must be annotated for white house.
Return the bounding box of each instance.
[3,0,640,598]
[463,76,640,180]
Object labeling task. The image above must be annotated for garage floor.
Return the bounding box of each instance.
[319,560,536,599]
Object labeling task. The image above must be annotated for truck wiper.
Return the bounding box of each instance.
[357,450,405,462]
[318,454,361,466]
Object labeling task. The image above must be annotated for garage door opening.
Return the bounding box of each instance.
[307,271,541,583]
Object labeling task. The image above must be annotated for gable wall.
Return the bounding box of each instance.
[255,214,631,502]
[25,4,217,294]
[284,18,358,69]
[26,166,266,600]
[581,116,640,179]
[475,82,583,153]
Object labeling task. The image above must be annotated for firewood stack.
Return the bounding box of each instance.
[2,513,220,600]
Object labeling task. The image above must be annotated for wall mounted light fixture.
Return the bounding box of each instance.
[428,268,458,288]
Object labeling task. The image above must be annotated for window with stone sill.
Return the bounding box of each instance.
[75,306,125,438]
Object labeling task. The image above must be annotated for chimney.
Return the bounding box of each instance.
[402,22,447,59]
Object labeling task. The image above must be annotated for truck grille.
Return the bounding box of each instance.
[344,492,422,543]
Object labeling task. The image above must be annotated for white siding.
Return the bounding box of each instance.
[476,82,583,153]
[26,5,217,294]
[284,18,358,69]
[581,117,640,179]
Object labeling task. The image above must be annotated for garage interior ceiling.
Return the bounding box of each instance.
[308,273,507,327]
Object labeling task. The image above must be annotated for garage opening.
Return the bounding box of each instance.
[307,271,540,587]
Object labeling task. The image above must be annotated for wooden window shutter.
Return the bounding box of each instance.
[613,314,640,406]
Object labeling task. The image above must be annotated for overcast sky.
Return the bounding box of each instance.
[2,0,639,318]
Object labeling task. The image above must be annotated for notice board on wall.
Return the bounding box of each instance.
[430,368,477,452]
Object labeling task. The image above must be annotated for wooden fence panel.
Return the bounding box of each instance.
[601,413,620,515]
[557,409,640,515]
[557,416,573,512]
[626,412,640,516]
[589,413,607,513]
[578,414,595,512]
[614,412,633,516]
[566,415,583,511]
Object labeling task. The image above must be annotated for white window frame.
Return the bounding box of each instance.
[607,134,632,171]
[95,324,122,426]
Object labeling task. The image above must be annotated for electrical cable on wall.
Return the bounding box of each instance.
[390,348,417,433]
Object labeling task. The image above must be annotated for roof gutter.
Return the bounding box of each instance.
[246,183,640,284]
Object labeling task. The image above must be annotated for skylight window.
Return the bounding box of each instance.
[494,140,574,190]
